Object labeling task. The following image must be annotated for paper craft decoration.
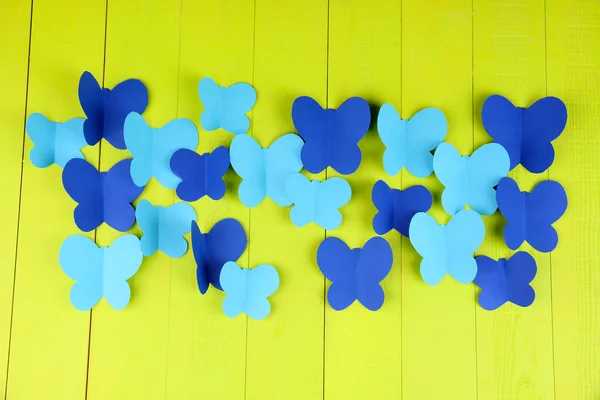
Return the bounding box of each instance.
[59,234,143,310]
[135,199,196,258]
[372,180,432,237]
[409,210,484,285]
[170,147,230,202]
[317,236,393,311]
[482,95,567,173]
[78,71,148,149]
[377,104,447,178]
[474,252,537,310]
[433,142,510,215]
[124,112,199,189]
[220,262,279,320]
[192,219,247,294]
[496,177,567,252]
[230,133,303,207]
[292,96,370,175]
[198,77,256,135]
[286,173,351,230]
[62,158,144,232]
[25,114,86,168]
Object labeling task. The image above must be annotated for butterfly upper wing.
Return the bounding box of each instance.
[104,158,144,232]
[265,133,304,206]
[55,118,86,168]
[198,77,222,131]
[286,173,315,228]
[245,264,279,320]
[205,218,248,291]
[505,252,536,307]
[230,134,266,207]
[103,234,143,310]
[124,112,154,187]
[372,180,394,235]
[466,143,510,215]
[205,146,230,200]
[220,261,246,318]
[62,158,104,232]
[170,149,206,202]
[136,200,159,257]
[433,143,467,215]
[329,97,370,174]
[525,180,567,252]
[79,71,105,146]
[445,210,485,284]
[292,96,329,174]
[220,82,257,135]
[474,256,508,311]
[405,107,447,178]
[104,78,149,149]
[496,177,527,250]
[356,237,393,311]
[377,104,405,177]
[409,212,446,285]
[314,177,351,230]
[395,185,433,238]
[481,95,521,170]
[26,113,56,168]
[154,118,199,189]
[158,202,196,258]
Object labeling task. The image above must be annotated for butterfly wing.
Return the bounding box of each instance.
[104,158,144,232]
[433,142,467,215]
[170,149,207,202]
[191,221,210,294]
[104,78,149,149]
[317,237,357,310]
[266,133,304,206]
[245,264,279,320]
[292,96,329,174]
[525,180,567,252]
[466,143,510,215]
[230,134,266,207]
[372,180,394,235]
[220,261,246,318]
[314,177,351,230]
[445,210,485,284]
[481,95,521,170]
[124,112,154,187]
[521,97,567,173]
[377,104,405,176]
[286,173,315,228]
[356,237,393,311]
[55,118,86,168]
[78,71,104,146]
[59,235,103,310]
[103,234,143,310]
[505,252,536,307]
[474,256,508,311]
[154,118,199,189]
[205,146,230,200]
[205,218,248,291]
[26,113,56,168]
[62,158,104,232]
[136,200,159,256]
[329,97,370,174]
[405,107,447,178]
[198,77,222,132]
[496,177,527,250]
[408,212,446,285]
[395,185,433,238]
[158,202,196,258]
[220,82,257,135]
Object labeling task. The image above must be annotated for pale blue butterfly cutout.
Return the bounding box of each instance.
[377,104,447,178]
[135,199,197,258]
[230,133,304,207]
[286,173,351,230]
[124,112,199,189]
[409,210,485,286]
[25,113,86,168]
[220,261,280,320]
[58,234,143,311]
[198,77,257,135]
[433,142,510,216]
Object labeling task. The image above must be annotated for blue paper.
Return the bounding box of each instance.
[192,219,247,294]
[170,146,230,202]
[482,95,567,173]
[496,177,567,252]
[433,142,510,216]
[286,173,351,230]
[59,234,143,310]
[124,112,199,189]
[62,158,144,232]
[372,180,432,238]
[474,252,537,310]
[198,77,256,135]
[25,114,86,168]
[317,236,393,311]
[230,133,303,207]
[78,71,148,149]
[135,199,196,258]
[377,104,447,178]
[220,261,279,320]
[409,210,485,285]
[292,96,370,175]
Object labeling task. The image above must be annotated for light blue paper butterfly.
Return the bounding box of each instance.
[286,173,351,230]
[433,142,510,216]
[409,210,485,285]
[230,133,303,207]
[198,77,256,135]
[220,261,279,320]
[124,112,199,189]
[377,104,447,178]
[59,234,143,310]
[135,199,196,258]
[25,113,86,168]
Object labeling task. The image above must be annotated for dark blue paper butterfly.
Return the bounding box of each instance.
[78,71,148,149]
[62,158,145,232]
[170,146,230,202]
[482,95,567,173]
[372,180,432,237]
[292,96,370,175]
[496,177,567,253]
[474,252,537,310]
[191,219,247,294]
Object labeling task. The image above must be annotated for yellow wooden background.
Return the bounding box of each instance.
[0,0,598,399]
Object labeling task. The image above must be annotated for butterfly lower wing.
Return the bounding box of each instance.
[356,282,385,311]
[405,107,447,178]
[267,134,304,206]
[371,180,394,235]
[124,112,155,187]
[327,280,358,311]
[105,78,149,149]
[206,219,248,290]
[481,95,521,170]
[329,140,363,175]
[155,118,199,189]
[314,177,351,230]
[78,71,105,146]
[158,202,196,258]
[230,134,267,207]
[433,143,467,215]
[467,143,510,215]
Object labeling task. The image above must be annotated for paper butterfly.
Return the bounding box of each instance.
[292,96,370,175]
[198,77,256,135]
[286,173,351,230]
[496,177,567,252]
[372,180,432,238]
[170,146,230,202]
[25,114,86,168]
[78,71,148,149]
[433,142,510,215]
[220,262,279,320]
[135,199,196,258]
[62,158,144,232]
[482,95,567,173]
[474,252,537,310]
[59,234,143,311]
[230,133,303,207]
[409,210,485,285]
[317,236,393,311]
[124,112,199,189]
[377,104,447,178]
[192,219,247,294]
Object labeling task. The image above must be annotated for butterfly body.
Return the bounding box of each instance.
[25,114,86,168]
[170,146,230,201]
